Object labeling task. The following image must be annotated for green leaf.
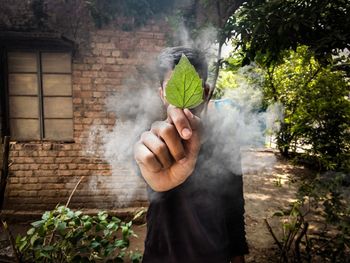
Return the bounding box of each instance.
[75,211,83,217]
[15,235,22,244]
[43,245,54,252]
[115,239,127,249]
[42,211,51,220]
[84,221,92,231]
[82,215,90,221]
[165,54,204,109]
[30,233,39,246]
[27,228,35,235]
[98,211,108,221]
[57,221,67,234]
[18,240,28,252]
[91,240,101,249]
[31,220,45,228]
[273,210,285,217]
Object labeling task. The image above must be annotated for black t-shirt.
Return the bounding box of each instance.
[142,133,249,263]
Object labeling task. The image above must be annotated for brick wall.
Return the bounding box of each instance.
[3,22,168,212]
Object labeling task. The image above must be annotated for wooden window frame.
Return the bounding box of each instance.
[2,48,74,142]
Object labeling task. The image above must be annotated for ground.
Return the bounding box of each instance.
[0,149,313,262]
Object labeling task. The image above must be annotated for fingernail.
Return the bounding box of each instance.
[182,128,192,138]
[178,157,187,164]
[185,108,194,119]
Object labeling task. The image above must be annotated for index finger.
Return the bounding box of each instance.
[166,106,192,140]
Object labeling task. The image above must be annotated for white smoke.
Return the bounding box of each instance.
[85,72,164,173]
[83,25,284,204]
[203,65,283,175]
[102,86,163,168]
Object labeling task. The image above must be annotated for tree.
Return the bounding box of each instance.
[227,0,350,68]
[219,0,350,171]
[263,46,350,171]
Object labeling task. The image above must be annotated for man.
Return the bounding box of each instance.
[134,47,248,263]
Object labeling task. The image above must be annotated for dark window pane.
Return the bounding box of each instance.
[43,74,72,96]
[8,73,38,95]
[44,97,73,118]
[9,96,39,118]
[10,119,40,140]
[8,52,37,72]
[42,53,71,73]
[44,119,73,140]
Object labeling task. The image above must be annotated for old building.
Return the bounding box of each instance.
[0,1,169,214]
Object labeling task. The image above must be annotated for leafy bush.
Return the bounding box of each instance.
[15,206,142,262]
[263,46,350,171]
[267,174,350,262]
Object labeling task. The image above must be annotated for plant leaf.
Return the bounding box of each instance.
[165,54,203,109]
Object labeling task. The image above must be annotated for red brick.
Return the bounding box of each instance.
[112,50,121,57]
[68,151,79,157]
[55,157,75,164]
[103,65,122,72]
[103,78,121,85]
[40,164,59,170]
[92,92,105,98]
[9,177,19,184]
[80,91,93,98]
[106,57,115,64]
[28,163,40,170]
[38,177,60,183]
[68,163,78,169]
[92,64,103,70]
[77,77,92,84]
[34,170,56,176]
[74,170,91,176]
[73,98,82,104]
[4,21,166,212]
[57,151,67,157]
[36,157,55,164]
[38,151,48,157]
[10,151,19,157]
[57,170,73,176]
[82,118,93,125]
[96,43,115,49]
[8,190,37,197]
[92,119,102,125]
[80,84,93,91]
[101,50,112,56]
[22,183,42,190]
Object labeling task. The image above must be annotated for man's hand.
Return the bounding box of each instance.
[134,105,202,192]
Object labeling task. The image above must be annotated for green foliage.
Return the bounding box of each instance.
[269,174,350,262]
[214,59,265,100]
[213,70,239,99]
[228,0,350,66]
[16,206,142,262]
[165,54,204,109]
[86,0,175,29]
[262,46,350,171]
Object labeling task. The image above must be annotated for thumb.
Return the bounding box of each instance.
[183,109,202,158]
[183,109,201,131]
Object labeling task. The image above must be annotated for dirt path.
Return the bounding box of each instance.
[242,150,302,262]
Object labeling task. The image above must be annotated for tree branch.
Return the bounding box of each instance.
[295,222,309,263]
[65,176,85,208]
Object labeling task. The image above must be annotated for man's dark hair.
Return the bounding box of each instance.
[157,46,208,86]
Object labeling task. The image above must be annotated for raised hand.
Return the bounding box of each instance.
[134,105,202,192]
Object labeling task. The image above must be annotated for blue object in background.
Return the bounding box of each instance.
[213,98,241,111]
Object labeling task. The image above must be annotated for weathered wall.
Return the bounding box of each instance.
[1,5,168,212]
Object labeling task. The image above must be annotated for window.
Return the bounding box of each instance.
[7,51,73,141]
